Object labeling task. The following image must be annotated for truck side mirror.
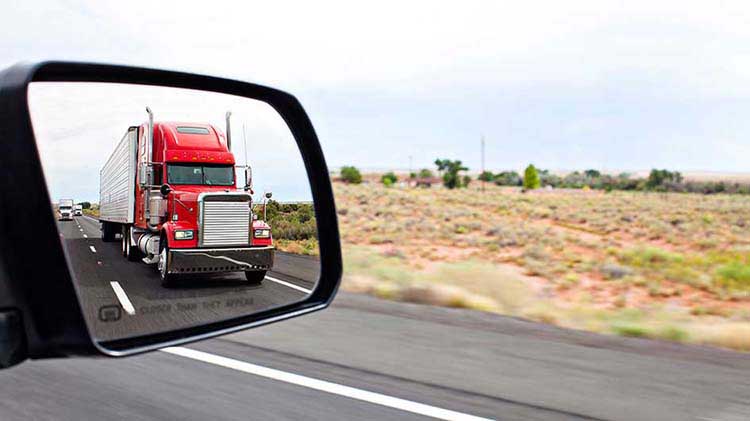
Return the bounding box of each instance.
[139,162,154,187]
[244,166,253,191]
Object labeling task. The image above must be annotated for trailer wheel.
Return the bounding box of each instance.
[244,270,266,284]
[101,222,116,242]
[158,236,176,287]
[123,226,142,262]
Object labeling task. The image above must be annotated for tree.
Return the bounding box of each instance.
[494,171,521,186]
[340,166,362,184]
[584,169,602,179]
[381,172,398,186]
[462,175,472,187]
[478,171,494,182]
[646,169,682,191]
[523,164,541,190]
[418,168,434,178]
[435,159,469,189]
[77,201,91,209]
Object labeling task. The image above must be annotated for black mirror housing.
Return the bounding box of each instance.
[0,61,342,365]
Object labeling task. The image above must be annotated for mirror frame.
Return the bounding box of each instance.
[0,61,341,361]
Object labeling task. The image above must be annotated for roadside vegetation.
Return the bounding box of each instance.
[332,169,750,351]
[255,201,318,255]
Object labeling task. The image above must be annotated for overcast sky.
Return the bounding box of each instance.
[29,83,308,203]
[5,1,750,175]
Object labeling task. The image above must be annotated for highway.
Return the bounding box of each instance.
[1,216,745,420]
[56,215,317,342]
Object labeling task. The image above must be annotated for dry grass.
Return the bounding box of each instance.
[335,180,750,351]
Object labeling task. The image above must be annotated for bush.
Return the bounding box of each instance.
[381,172,398,186]
[418,168,434,178]
[523,164,540,190]
[258,200,317,241]
[435,159,469,189]
[340,166,362,184]
[716,262,750,291]
[478,171,494,182]
[78,201,91,209]
[494,171,521,186]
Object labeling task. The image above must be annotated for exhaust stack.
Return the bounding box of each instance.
[225,111,232,151]
[146,107,154,162]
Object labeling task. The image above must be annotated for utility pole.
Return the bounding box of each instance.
[481,135,485,192]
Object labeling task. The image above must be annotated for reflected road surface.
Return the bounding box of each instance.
[57,215,317,341]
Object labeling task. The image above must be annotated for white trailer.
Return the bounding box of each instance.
[99,128,137,225]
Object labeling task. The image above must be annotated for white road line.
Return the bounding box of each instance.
[265,275,312,294]
[83,234,88,238]
[109,281,136,315]
[161,347,491,421]
[89,246,96,253]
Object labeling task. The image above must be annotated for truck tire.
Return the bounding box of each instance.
[101,221,116,242]
[122,226,142,262]
[244,270,266,284]
[158,235,176,287]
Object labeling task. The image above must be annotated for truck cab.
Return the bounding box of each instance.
[58,199,74,221]
[99,112,274,286]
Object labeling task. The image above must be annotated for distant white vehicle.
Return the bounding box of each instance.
[58,199,74,221]
[73,205,83,216]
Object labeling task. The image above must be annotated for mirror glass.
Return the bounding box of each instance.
[28,82,319,345]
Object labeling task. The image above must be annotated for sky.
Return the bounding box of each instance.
[29,83,309,203]
[5,1,750,176]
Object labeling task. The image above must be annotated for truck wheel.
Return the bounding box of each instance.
[123,226,142,262]
[244,270,266,284]
[158,237,176,287]
[101,222,116,242]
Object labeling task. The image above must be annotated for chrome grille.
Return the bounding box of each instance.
[200,196,251,246]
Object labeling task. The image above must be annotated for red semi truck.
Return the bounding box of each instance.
[99,108,274,285]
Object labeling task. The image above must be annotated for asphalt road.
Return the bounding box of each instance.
[57,215,318,342]
[3,216,747,420]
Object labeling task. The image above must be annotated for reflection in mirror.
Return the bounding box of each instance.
[28,82,319,344]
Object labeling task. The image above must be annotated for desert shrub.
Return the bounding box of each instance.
[523,164,540,190]
[381,172,398,186]
[478,171,494,182]
[494,171,522,186]
[340,166,362,184]
[715,262,750,291]
[258,201,317,241]
[418,168,434,178]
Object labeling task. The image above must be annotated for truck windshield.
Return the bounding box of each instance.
[167,164,234,186]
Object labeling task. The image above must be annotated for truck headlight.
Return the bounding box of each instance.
[254,229,271,238]
[174,229,194,240]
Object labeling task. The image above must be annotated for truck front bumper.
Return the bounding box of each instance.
[167,246,274,274]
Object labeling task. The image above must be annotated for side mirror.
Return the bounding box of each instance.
[0,61,341,367]
[244,166,253,191]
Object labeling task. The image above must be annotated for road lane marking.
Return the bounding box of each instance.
[109,281,136,315]
[89,246,97,253]
[83,234,88,238]
[265,275,312,294]
[161,347,492,421]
